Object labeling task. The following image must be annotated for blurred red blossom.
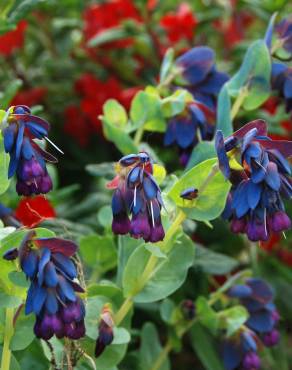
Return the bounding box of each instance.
[214,11,254,48]
[83,0,141,49]
[15,195,56,228]
[11,87,47,107]
[160,3,197,44]
[0,21,27,56]
[262,97,292,140]
[64,73,140,146]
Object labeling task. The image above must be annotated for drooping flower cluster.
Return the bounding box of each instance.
[216,120,292,241]
[4,231,86,340]
[164,47,228,164]
[109,152,165,243]
[223,278,280,370]
[275,18,292,55]
[164,100,215,154]
[175,46,229,110]
[271,63,292,113]
[223,331,261,370]
[2,105,59,196]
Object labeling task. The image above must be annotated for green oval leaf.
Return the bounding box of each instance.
[168,158,231,221]
[122,234,195,303]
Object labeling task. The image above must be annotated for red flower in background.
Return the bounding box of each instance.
[0,20,27,56]
[64,73,140,146]
[11,87,47,107]
[262,97,292,140]
[15,195,56,228]
[83,0,141,49]
[214,11,254,48]
[160,3,197,44]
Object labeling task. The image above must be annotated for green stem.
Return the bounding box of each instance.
[150,341,172,370]
[114,210,186,325]
[230,88,248,120]
[133,126,145,146]
[150,317,198,370]
[115,296,134,326]
[1,308,14,370]
[249,242,259,275]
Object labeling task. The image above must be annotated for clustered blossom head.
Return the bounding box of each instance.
[3,231,86,340]
[110,152,165,243]
[2,105,58,196]
[223,278,280,370]
[175,46,229,110]
[271,63,292,113]
[164,100,215,158]
[216,120,292,242]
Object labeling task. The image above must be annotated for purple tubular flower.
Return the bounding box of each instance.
[164,101,214,153]
[216,120,292,242]
[275,18,292,54]
[271,63,292,113]
[223,331,259,370]
[110,152,165,243]
[13,232,85,341]
[175,47,229,109]
[95,306,114,358]
[2,105,58,195]
[227,278,280,349]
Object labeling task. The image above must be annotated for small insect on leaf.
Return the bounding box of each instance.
[180,187,199,200]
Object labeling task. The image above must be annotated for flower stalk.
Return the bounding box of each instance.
[1,308,14,370]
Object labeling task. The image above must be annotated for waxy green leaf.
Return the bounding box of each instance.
[169,158,231,221]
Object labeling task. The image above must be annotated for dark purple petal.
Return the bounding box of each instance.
[242,352,261,369]
[143,177,158,200]
[176,46,215,85]
[222,341,243,370]
[38,248,51,286]
[269,211,291,233]
[3,124,16,153]
[230,217,247,234]
[262,329,280,347]
[45,290,58,315]
[247,181,262,210]
[44,262,59,288]
[22,250,38,278]
[228,285,252,298]
[174,117,195,149]
[112,212,131,235]
[35,238,78,257]
[247,310,274,333]
[58,276,77,302]
[258,138,292,158]
[52,253,77,280]
[32,285,47,315]
[247,220,268,242]
[215,130,230,179]
[265,162,281,191]
[247,278,274,304]
[130,212,151,240]
[233,120,267,140]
